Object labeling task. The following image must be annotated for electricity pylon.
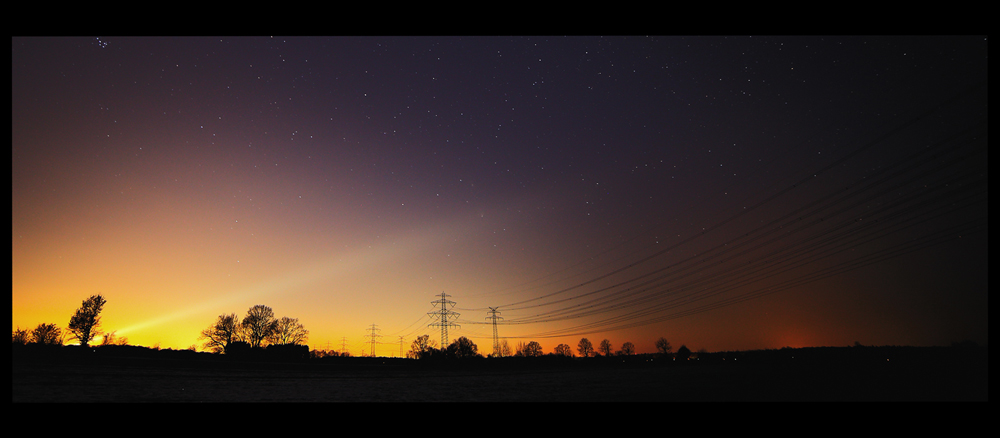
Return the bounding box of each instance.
[487,307,503,357]
[428,292,460,348]
[365,324,381,357]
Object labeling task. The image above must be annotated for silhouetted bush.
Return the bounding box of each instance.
[676,345,691,360]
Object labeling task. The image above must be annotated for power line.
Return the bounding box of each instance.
[461,85,985,340]
[364,324,381,357]
[428,292,460,347]
[486,307,503,357]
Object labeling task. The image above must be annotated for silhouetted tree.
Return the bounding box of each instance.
[68,294,106,347]
[268,316,309,346]
[497,339,513,358]
[100,330,129,346]
[31,323,62,345]
[554,343,573,357]
[12,327,30,345]
[599,339,613,357]
[676,345,691,360]
[620,341,636,356]
[242,305,277,348]
[447,336,480,359]
[655,337,672,355]
[200,313,243,353]
[407,334,438,359]
[578,338,595,357]
[518,341,543,357]
[311,349,351,359]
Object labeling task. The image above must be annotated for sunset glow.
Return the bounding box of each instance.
[12,36,987,356]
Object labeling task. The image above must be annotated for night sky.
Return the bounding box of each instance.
[12,36,988,355]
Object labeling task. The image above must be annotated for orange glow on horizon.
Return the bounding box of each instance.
[12,37,987,356]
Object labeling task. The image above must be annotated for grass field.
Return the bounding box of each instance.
[12,345,987,402]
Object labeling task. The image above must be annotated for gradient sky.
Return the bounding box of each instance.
[12,36,987,355]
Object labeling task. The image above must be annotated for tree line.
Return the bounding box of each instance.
[14,296,694,361]
[198,304,308,354]
[404,334,693,360]
[12,294,120,347]
[12,297,310,358]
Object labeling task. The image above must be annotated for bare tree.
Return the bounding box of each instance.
[31,323,62,345]
[599,339,613,357]
[518,341,543,357]
[242,305,277,348]
[100,330,129,346]
[497,339,513,358]
[554,343,573,357]
[200,313,243,353]
[268,316,309,345]
[577,338,595,357]
[407,334,438,359]
[655,337,672,355]
[620,341,636,356]
[68,294,106,347]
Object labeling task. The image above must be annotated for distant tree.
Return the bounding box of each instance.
[518,341,544,357]
[242,305,277,348]
[68,294,106,347]
[407,334,439,359]
[655,337,672,355]
[311,349,351,359]
[268,316,309,346]
[31,323,62,345]
[100,330,129,346]
[447,336,480,359]
[577,338,595,357]
[676,345,691,360]
[12,327,30,345]
[200,313,243,353]
[497,339,513,358]
[620,341,636,356]
[514,341,526,357]
[554,343,573,357]
[599,339,613,357]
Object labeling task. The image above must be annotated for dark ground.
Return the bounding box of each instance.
[11,344,987,402]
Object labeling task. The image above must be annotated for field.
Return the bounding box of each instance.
[12,345,987,402]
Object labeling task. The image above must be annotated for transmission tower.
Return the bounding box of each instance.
[365,324,382,357]
[428,292,460,347]
[340,336,349,356]
[486,307,504,357]
[398,336,405,358]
